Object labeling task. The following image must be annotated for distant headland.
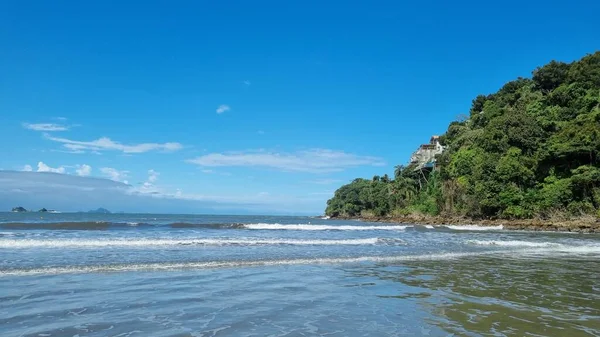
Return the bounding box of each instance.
[325,51,600,232]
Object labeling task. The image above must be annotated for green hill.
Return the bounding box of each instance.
[326,52,600,220]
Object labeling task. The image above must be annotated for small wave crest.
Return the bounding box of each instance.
[467,240,600,254]
[444,225,504,231]
[467,240,561,248]
[0,237,380,248]
[170,223,245,229]
[243,223,409,231]
[0,222,116,230]
[0,252,477,277]
[0,222,409,231]
[0,222,245,230]
[376,238,407,246]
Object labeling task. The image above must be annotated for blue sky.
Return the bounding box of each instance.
[1,0,599,214]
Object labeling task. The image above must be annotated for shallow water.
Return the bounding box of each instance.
[1,213,599,336]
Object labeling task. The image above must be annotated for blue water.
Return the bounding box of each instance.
[1,213,599,336]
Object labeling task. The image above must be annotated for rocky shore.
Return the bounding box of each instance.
[331,215,600,233]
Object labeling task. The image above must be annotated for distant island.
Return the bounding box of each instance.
[87,208,111,214]
[11,206,57,213]
[10,207,112,213]
[11,206,59,213]
[326,51,600,232]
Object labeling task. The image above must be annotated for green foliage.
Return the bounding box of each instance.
[326,52,600,219]
[533,60,569,92]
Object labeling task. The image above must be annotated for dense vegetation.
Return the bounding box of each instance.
[326,52,600,220]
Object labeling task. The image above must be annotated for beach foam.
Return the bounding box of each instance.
[0,252,480,276]
[3,244,599,277]
[467,240,561,248]
[467,240,600,254]
[0,237,380,248]
[243,223,409,231]
[444,225,504,231]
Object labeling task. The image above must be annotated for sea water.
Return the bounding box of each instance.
[1,213,599,336]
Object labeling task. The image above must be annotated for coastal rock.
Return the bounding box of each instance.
[11,206,27,212]
[330,214,600,233]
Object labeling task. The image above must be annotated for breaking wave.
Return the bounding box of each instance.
[0,222,406,231]
[0,252,479,277]
[243,223,409,231]
[467,240,600,254]
[0,237,380,248]
[2,244,599,277]
[443,225,504,231]
[467,240,561,248]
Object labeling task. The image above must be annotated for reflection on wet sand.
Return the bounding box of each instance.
[357,256,600,336]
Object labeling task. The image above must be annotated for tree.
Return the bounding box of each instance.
[533,60,570,92]
[394,165,405,180]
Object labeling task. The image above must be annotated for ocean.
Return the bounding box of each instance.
[1,213,599,336]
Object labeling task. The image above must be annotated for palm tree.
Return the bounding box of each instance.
[394,165,405,180]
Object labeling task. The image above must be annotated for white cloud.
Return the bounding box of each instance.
[127,184,321,210]
[22,165,33,172]
[23,123,69,132]
[75,164,92,177]
[0,172,323,214]
[186,149,385,173]
[308,178,342,185]
[199,169,232,176]
[100,167,129,182]
[45,134,183,154]
[216,104,230,114]
[37,162,66,174]
[243,80,251,86]
[127,169,160,195]
[147,169,159,183]
[311,191,334,195]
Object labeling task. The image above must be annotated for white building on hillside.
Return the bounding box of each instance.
[410,135,444,170]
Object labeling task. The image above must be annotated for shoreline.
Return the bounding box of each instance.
[330,215,600,233]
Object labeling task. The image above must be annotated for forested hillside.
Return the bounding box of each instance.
[326,52,600,220]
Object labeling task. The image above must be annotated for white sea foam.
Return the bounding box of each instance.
[444,225,504,231]
[3,244,599,277]
[424,225,434,229]
[0,237,380,248]
[467,240,561,248]
[0,252,479,277]
[243,223,408,231]
[467,240,600,254]
[553,245,600,254]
